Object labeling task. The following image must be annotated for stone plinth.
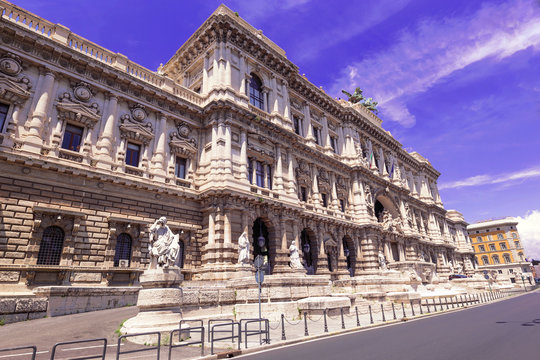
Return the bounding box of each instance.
[297,296,351,315]
[121,267,184,340]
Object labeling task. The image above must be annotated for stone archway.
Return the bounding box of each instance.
[342,235,356,276]
[252,218,273,274]
[301,228,318,275]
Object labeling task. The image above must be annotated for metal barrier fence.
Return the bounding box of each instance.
[169,320,205,360]
[241,319,270,348]
[117,331,161,360]
[207,318,234,343]
[210,321,241,355]
[51,338,107,360]
[0,345,37,360]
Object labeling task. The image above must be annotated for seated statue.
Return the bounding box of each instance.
[378,251,388,271]
[289,240,303,269]
[238,231,250,265]
[148,216,180,269]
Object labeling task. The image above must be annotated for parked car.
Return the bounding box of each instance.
[449,274,468,280]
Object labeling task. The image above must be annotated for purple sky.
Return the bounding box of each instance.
[10,0,540,256]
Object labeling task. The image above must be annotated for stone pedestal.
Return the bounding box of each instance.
[121,267,184,340]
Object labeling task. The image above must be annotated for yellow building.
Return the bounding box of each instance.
[467,218,533,285]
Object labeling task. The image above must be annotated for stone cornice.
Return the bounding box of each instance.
[162,6,297,80]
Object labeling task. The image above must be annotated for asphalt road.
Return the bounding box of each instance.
[239,291,540,360]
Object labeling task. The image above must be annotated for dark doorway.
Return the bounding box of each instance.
[301,229,316,274]
[252,218,271,274]
[375,200,384,222]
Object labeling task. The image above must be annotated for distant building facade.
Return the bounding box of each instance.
[0,2,476,295]
[468,218,533,285]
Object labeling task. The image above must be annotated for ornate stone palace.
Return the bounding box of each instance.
[0,2,477,315]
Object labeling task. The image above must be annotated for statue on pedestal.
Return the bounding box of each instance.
[378,251,388,271]
[289,240,303,269]
[238,231,250,265]
[148,216,180,269]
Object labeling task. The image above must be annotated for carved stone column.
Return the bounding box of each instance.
[240,130,247,180]
[95,94,118,166]
[23,70,56,153]
[150,113,167,177]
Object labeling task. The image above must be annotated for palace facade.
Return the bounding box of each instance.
[0,2,476,300]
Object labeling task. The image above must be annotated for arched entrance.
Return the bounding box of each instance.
[324,235,338,273]
[252,218,271,274]
[301,228,317,275]
[342,236,356,277]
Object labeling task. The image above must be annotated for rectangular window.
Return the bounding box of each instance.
[266,166,272,190]
[479,245,485,252]
[0,103,9,132]
[248,159,253,184]
[330,136,337,153]
[313,126,320,145]
[175,157,187,179]
[514,240,520,248]
[489,244,496,251]
[125,142,141,167]
[293,116,302,136]
[321,193,328,207]
[500,243,507,250]
[61,124,84,152]
[255,161,264,187]
[339,199,345,212]
[300,186,307,202]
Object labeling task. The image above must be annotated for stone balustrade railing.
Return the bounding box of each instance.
[0,1,203,106]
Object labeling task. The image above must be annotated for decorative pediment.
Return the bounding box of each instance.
[119,113,154,144]
[169,137,197,157]
[56,93,100,128]
[247,144,274,163]
[0,75,31,104]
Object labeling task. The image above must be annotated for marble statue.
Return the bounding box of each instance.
[148,216,180,269]
[238,231,250,265]
[378,251,388,271]
[364,185,373,209]
[289,240,303,269]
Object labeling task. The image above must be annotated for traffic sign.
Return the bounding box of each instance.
[254,255,265,269]
[255,270,264,284]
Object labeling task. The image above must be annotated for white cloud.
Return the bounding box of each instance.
[516,210,540,259]
[439,166,540,190]
[330,0,540,127]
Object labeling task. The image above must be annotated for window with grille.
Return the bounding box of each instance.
[479,245,485,252]
[175,157,187,179]
[503,254,511,263]
[489,244,496,251]
[492,255,500,264]
[300,186,307,202]
[249,74,264,110]
[61,124,84,152]
[321,193,328,207]
[126,142,140,167]
[481,256,489,265]
[500,243,507,250]
[293,115,302,136]
[0,103,9,132]
[37,226,65,265]
[113,233,132,267]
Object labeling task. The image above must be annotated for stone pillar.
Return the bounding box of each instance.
[282,80,290,121]
[23,70,56,153]
[287,150,295,194]
[224,119,232,175]
[275,145,283,192]
[331,173,339,210]
[360,230,379,271]
[240,130,248,180]
[95,94,118,165]
[208,212,215,246]
[239,55,246,95]
[303,102,314,144]
[322,115,330,150]
[316,228,330,275]
[311,166,320,206]
[202,53,209,94]
[150,113,167,177]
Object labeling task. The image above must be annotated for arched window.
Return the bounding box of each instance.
[249,74,264,110]
[476,236,482,242]
[518,252,524,261]
[37,226,65,265]
[503,254,511,263]
[512,232,517,239]
[497,233,504,240]
[114,233,132,267]
[481,255,489,265]
[492,255,500,264]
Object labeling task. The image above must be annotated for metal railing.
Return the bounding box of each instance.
[209,321,241,355]
[168,320,205,359]
[117,331,160,360]
[51,338,107,360]
[0,345,36,360]
[241,318,270,348]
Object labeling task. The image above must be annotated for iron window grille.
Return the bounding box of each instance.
[37,226,65,265]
